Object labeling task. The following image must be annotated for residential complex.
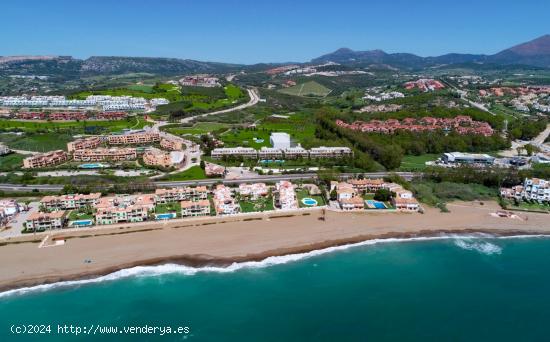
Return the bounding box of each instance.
[107,132,160,145]
[179,75,220,87]
[212,185,240,215]
[336,116,494,136]
[67,136,102,152]
[73,148,137,162]
[238,183,269,200]
[0,95,168,111]
[95,195,155,225]
[25,211,67,231]
[23,150,68,169]
[211,146,352,159]
[180,200,211,217]
[160,136,185,151]
[154,187,208,203]
[404,79,445,92]
[274,181,298,210]
[501,178,550,203]
[143,148,185,168]
[40,193,101,211]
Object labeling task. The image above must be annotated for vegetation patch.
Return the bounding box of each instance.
[278,81,332,97]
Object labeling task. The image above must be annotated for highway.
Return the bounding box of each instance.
[0,172,419,193]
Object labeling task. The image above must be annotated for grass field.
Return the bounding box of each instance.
[278,81,332,97]
[166,122,230,136]
[239,195,274,212]
[0,153,25,171]
[220,114,316,149]
[296,188,326,208]
[0,117,146,133]
[0,133,74,152]
[160,165,208,181]
[398,154,439,171]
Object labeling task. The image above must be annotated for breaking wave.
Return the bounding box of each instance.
[0,234,546,298]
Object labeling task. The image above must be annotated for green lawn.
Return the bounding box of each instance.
[296,188,326,208]
[160,165,208,181]
[154,202,181,216]
[398,154,439,171]
[0,153,25,171]
[278,81,332,97]
[68,210,94,221]
[239,195,274,212]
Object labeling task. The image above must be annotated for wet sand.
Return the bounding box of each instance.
[1,201,549,292]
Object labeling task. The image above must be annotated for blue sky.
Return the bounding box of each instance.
[1,0,548,64]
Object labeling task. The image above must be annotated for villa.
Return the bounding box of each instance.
[334,182,365,210]
[391,189,420,211]
[212,185,240,215]
[154,186,208,203]
[204,162,225,177]
[24,211,67,231]
[349,178,384,193]
[274,181,298,210]
[40,193,101,211]
[67,136,102,152]
[238,183,269,200]
[180,200,211,217]
[23,150,68,169]
[73,147,137,162]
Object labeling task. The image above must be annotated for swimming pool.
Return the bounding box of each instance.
[79,163,109,169]
[155,213,177,220]
[70,219,93,227]
[301,198,318,206]
[261,160,285,164]
[366,200,387,209]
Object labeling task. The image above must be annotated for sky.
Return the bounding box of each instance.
[1,0,549,64]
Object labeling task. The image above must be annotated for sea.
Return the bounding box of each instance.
[1,235,550,341]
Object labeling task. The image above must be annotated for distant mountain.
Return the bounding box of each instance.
[311,35,550,69]
[0,55,243,79]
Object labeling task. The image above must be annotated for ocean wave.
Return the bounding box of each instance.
[453,239,502,255]
[0,234,547,298]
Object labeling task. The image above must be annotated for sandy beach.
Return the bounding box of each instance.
[1,201,549,292]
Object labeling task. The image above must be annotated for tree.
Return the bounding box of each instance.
[374,188,392,202]
[329,189,338,201]
[200,160,206,169]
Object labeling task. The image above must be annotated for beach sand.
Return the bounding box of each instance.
[1,201,549,292]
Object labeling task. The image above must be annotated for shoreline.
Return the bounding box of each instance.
[1,201,550,294]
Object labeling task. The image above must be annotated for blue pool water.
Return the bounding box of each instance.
[260,159,284,164]
[70,219,93,227]
[78,163,108,169]
[366,200,387,209]
[156,213,176,220]
[301,198,318,206]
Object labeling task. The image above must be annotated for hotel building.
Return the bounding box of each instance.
[40,193,101,211]
[180,200,211,217]
[23,150,68,169]
[212,185,240,215]
[24,211,67,231]
[73,148,137,162]
[67,136,102,152]
[154,186,208,204]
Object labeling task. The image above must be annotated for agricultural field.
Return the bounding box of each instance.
[278,81,332,97]
[0,116,146,133]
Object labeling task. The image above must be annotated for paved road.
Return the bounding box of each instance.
[0,172,419,192]
[180,88,260,124]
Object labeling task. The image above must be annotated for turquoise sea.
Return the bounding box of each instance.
[2,236,550,341]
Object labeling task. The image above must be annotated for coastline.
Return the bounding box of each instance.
[1,201,549,294]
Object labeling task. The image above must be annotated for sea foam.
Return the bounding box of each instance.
[0,234,547,298]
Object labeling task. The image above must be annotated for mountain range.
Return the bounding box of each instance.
[0,35,549,78]
[312,35,550,69]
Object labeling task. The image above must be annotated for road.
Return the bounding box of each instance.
[180,88,260,124]
[0,172,419,192]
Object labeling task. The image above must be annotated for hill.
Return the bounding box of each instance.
[311,35,550,69]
